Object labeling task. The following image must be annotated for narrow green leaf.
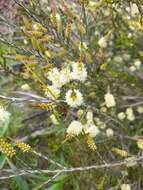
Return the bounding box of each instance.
[7,158,29,190]
[0,154,7,169]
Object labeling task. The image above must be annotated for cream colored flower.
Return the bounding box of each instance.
[48,67,71,88]
[32,23,39,30]
[84,124,100,138]
[126,108,135,121]
[65,89,84,107]
[89,1,97,7]
[137,139,143,150]
[125,157,137,167]
[137,106,143,114]
[98,36,107,48]
[23,39,28,45]
[86,111,93,122]
[120,184,131,190]
[114,56,123,63]
[129,66,136,72]
[104,92,116,108]
[134,59,141,69]
[106,128,114,137]
[130,3,139,16]
[21,84,31,91]
[45,85,60,100]
[71,62,87,82]
[60,67,71,86]
[117,112,126,120]
[40,0,48,3]
[100,106,107,113]
[48,68,62,88]
[67,120,83,136]
[0,106,11,125]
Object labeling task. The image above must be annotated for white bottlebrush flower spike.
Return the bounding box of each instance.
[85,124,100,138]
[120,184,131,190]
[89,1,97,7]
[130,3,139,16]
[60,67,71,86]
[106,128,114,137]
[48,67,71,88]
[137,106,143,114]
[126,107,135,121]
[117,112,126,120]
[0,106,11,125]
[104,92,116,108]
[125,157,137,167]
[98,36,107,48]
[65,89,84,107]
[45,85,60,100]
[32,23,39,30]
[134,59,141,69]
[48,68,62,88]
[71,62,87,82]
[67,120,83,136]
[86,111,93,122]
[129,66,136,72]
[21,84,31,91]
[23,39,28,45]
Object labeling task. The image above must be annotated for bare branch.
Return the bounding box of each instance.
[0,155,143,180]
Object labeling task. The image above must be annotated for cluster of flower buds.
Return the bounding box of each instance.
[15,140,31,153]
[0,138,16,158]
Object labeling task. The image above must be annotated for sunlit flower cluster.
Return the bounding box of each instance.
[98,36,107,48]
[45,85,60,100]
[65,89,84,107]
[126,107,135,121]
[0,106,11,126]
[120,184,131,190]
[71,62,87,82]
[48,67,64,88]
[1,0,143,188]
[66,109,115,148]
[117,112,126,120]
[129,59,142,72]
[104,92,116,108]
[84,124,100,138]
[117,107,137,121]
[46,62,87,107]
[67,120,83,136]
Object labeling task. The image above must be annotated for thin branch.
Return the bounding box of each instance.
[0,94,51,103]
[121,101,143,108]
[0,155,143,180]
[0,92,65,104]
[35,171,62,190]
[13,0,41,23]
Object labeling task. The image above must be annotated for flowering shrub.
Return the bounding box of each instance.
[0,0,143,189]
